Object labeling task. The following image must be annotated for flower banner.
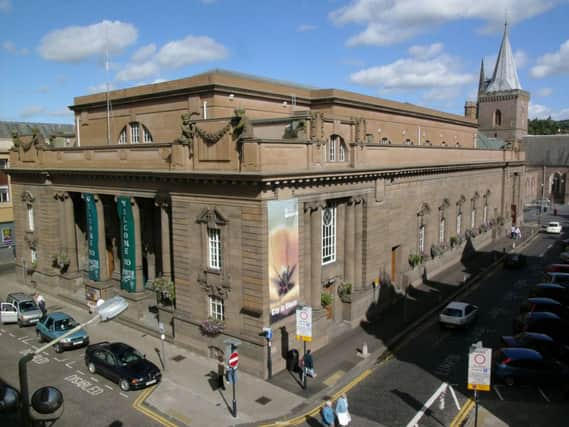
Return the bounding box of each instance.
[116,196,136,292]
[82,193,100,281]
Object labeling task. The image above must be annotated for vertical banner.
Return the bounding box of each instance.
[116,196,136,292]
[268,199,299,323]
[82,193,100,281]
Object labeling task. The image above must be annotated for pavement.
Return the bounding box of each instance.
[0,219,545,427]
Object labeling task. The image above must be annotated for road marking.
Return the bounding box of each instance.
[450,398,474,427]
[18,335,30,340]
[65,361,76,368]
[53,357,67,362]
[1,328,6,332]
[90,376,99,382]
[132,386,177,427]
[323,370,345,387]
[76,370,85,375]
[9,332,15,337]
[537,387,550,403]
[494,385,504,401]
[41,351,49,356]
[105,385,114,391]
[120,392,129,398]
[64,374,104,396]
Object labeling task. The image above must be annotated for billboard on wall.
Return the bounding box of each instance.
[82,193,100,281]
[268,199,300,324]
[116,196,136,292]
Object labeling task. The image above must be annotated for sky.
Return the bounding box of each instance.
[1,0,568,125]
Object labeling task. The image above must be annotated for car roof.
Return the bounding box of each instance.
[527,297,562,305]
[46,312,74,321]
[526,311,561,320]
[445,301,471,310]
[534,283,565,289]
[501,347,543,360]
[7,292,33,301]
[548,221,560,226]
[546,272,569,277]
[520,332,555,342]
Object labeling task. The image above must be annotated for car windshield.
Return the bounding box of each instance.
[443,308,463,317]
[548,222,559,227]
[19,301,38,312]
[54,318,78,331]
[119,349,144,365]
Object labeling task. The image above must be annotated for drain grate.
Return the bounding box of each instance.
[171,355,186,362]
[255,396,271,405]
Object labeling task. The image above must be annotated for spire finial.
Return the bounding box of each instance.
[505,8,508,29]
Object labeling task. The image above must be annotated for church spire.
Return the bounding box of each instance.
[486,20,521,92]
[478,58,486,95]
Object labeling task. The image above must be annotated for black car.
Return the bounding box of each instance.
[519,297,569,319]
[85,342,161,391]
[504,253,526,269]
[500,332,569,363]
[529,284,569,305]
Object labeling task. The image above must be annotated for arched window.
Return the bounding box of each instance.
[418,224,425,253]
[380,137,390,145]
[117,123,153,144]
[439,217,446,243]
[494,110,502,127]
[456,209,462,235]
[327,135,347,162]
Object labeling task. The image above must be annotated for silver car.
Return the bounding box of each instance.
[6,293,43,327]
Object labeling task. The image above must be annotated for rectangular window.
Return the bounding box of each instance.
[418,225,425,253]
[27,206,34,231]
[322,204,337,264]
[439,218,445,243]
[31,248,37,263]
[456,212,461,235]
[471,209,476,229]
[208,228,221,269]
[483,205,488,224]
[209,295,224,321]
[0,187,9,203]
[130,123,140,144]
[328,139,336,161]
[339,143,345,161]
[0,159,7,168]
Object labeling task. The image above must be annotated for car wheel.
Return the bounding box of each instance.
[17,319,23,328]
[504,376,515,386]
[54,343,63,354]
[119,379,130,392]
[36,331,43,343]
[88,362,96,374]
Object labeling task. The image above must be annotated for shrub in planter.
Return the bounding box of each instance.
[321,292,333,308]
[408,253,424,268]
[199,317,224,337]
[26,260,37,275]
[450,236,458,248]
[151,276,176,306]
[337,282,352,303]
[52,252,70,273]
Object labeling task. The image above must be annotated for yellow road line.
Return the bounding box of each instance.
[450,398,474,427]
[132,386,179,427]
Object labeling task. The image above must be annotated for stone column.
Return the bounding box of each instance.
[309,202,322,309]
[131,198,144,292]
[302,203,312,307]
[94,195,110,281]
[344,199,355,285]
[155,197,172,280]
[354,197,363,290]
[63,192,78,272]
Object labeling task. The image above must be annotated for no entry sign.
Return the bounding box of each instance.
[468,346,492,391]
[229,351,239,368]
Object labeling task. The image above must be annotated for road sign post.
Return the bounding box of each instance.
[228,351,239,417]
[296,306,312,390]
[468,343,492,427]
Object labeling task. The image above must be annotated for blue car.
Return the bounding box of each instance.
[493,347,569,386]
[36,312,89,353]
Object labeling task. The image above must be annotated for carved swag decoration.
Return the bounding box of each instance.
[176,109,250,157]
[11,129,46,152]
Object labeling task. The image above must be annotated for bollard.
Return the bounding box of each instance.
[358,342,369,358]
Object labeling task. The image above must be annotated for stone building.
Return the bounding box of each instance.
[8,69,525,377]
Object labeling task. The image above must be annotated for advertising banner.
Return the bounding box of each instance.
[116,196,136,292]
[268,199,299,323]
[82,193,100,281]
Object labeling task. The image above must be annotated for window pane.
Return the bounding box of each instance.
[209,296,224,321]
[328,137,336,161]
[208,228,221,269]
[143,126,153,143]
[28,206,34,231]
[339,142,345,161]
[118,128,127,144]
[130,123,140,144]
[439,218,445,243]
[322,204,336,264]
[418,225,425,253]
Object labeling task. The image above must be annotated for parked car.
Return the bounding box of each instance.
[544,264,569,274]
[0,301,18,324]
[493,347,569,386]
[542,271,569,286]
[529,284,569,305]
[512,311,569,342]
[545,221,562,234]
[504,253,526,269]
[36,312,89,353]
[519,297,569,319]
[85,342,161,391]
[439,301,478,328]
[500,332,569,363]
[560,252,569,263]
[5,293,42,327]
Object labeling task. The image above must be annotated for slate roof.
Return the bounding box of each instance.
[477,132,506,150]
[0,121,74,139]
[485,24,522,92]
[521,134,569,166]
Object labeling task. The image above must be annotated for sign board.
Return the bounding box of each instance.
[296,306,312,342]
[468,347,492,391]
[228,351,239,368]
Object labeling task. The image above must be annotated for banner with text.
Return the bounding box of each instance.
[116,196,137,292]
[83,193,100,281]
[268,199,299,324]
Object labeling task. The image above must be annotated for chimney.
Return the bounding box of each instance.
[464,101,477,120]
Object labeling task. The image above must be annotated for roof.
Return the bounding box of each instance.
[521,134,569,166]
[446,301,470,310]
[485,23,522,92]
[0,121,74,139]
[477,132,506,149]
[526,311,561,320]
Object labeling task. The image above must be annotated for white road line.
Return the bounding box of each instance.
[1,328,6,332]
[120,392,128,398]
[90,377,99,382]
[105,385,113,391]
[9,333,15,337]
[18,335,29,340]
[75,370,85,376]
[494,385,504,401]
[537,387,550,403]
[53,357,67,362]
[65,361,76,368]
[42,351,49,356]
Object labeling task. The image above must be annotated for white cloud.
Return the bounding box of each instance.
[155,35,227,68]
[536,87,553,97]
[422,87,461,102]
[350,54,474,90]
[0,0,11,12]
[408,43,443,59]
[514,49,528,68]
[116,61,160,82]
[20,106,46,118]
[530,39,569,78]
[88,82,114,94]
[2,40,28,55]
[297,24,317,32]
[152,78,166,84]
[131,44,156,63]
[528,103,569,120]
[330,0,562,46]
[38,20,138,62]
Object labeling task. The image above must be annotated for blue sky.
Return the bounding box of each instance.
[1,0,568,124]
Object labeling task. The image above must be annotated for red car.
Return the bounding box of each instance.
[544,264,569,274]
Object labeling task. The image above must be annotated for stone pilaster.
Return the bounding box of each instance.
[344,199,355,285]
[155,196,172,280]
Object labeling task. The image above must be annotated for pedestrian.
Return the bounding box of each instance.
[303,349,317,378]
[322,400,335,427]
[515,226,522,240]
[217,355,226,390]
[335,393,351,426]
[34,292,47,316]
[510,224,516,239]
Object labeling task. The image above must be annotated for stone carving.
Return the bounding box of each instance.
[21,191,35,205]
[11,129,45,152]
[197,270,232,299]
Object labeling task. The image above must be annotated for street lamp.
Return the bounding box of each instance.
[18,296,128,426]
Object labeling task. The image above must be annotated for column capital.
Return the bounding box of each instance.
[154,193,171,209]
[304,200,326,212]
[348,195,366,205]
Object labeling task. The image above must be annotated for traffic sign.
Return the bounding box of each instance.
[468,346,492,391]
[296,306,312,342]
[228,351,239,368]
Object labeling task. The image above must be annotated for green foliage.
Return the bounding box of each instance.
[152,276,176,304]
[408,253,424,267]
[528,117,569,135]
[337,282,352,303]
[321,292,333,307]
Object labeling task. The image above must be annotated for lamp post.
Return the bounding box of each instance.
[19,296,128,426]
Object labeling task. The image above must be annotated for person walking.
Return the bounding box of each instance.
[34,292,47,317]
[217,354,226,390]
[303,349,316,378]
[322,400,335,427]
[335,393,351,426]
